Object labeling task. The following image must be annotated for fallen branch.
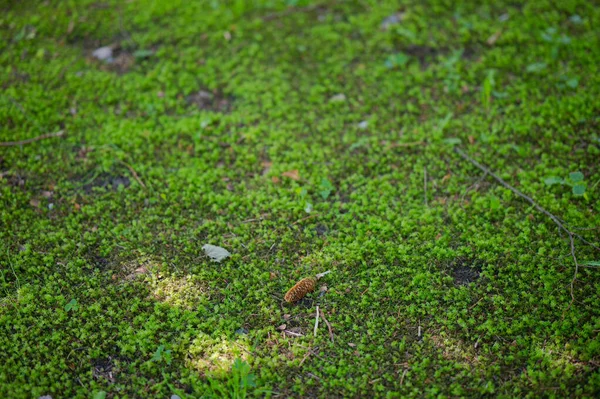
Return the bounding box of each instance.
[319,308,334,343]
[454,147,599,310]
[0,130,65,147]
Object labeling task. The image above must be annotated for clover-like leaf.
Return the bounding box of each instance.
[569,171,584,182]
[544,176,563,186]
[572,184,585,195]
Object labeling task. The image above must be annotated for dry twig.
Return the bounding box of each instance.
[0,131,65,147]
[314,306,320,337]
[454,147,599,311]
[319,308,334,343]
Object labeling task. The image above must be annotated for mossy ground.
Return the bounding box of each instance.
[2,0,600,398]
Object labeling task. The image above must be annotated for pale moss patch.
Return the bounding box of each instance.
[149,274,210,309]
[187,333,252,376]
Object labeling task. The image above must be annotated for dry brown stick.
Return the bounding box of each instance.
[262,3,323,21]
[118,160,146,189]
[454,147,597,310]
[319,308,334,343]
[0,130,65,147]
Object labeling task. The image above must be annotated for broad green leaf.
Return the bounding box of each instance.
[443,138,462,146]
[569,171,584,182]
[65,299,78,312]
[526,63,547,73]
[133,49,154,59]
[490,195,501,210]
[572,184,585,195]
[544,176,563,186]
[582,261,600,267]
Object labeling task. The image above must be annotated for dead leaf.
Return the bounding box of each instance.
[329,93,347,103]
[320,285,328,292]
[348,343,356,347]
[282,170,300,181]
[277,324,287,331]
[262,161,272,175]
[442,173,451,183]
[283,314,291,320]
[41,191,53,198]
[487,30,502,46]
[269,272,277,280]
[30,199,40,208]
[271,176,280,184]
[468,136,475,145]
[380,12,405,30]
[92,45,114,61]
[202,244,231,262]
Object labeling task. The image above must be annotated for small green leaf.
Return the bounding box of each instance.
[65,299,78,312]
[152,345,165,362]
[566,78,579,89]
[443,138,462,146]
[572,184,585,195]
[133,49,154,59]
[489,195,501,210]
[93,392,107,399]
[526,62,547,73]
[582,261,600,267]
[569,171,584,182]
[319,178,334,199]
[385,52,410,69]
[544,176,563,186]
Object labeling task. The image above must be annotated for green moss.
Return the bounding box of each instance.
[1,0,600,397]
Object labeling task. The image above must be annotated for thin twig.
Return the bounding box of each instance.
[292,214,319,225]
[454,147,598,311]
[0,131,65,147]
[262,3,323,21]
[320,309,334,343]
[314,306,320,337]
[424,166,428,206]
[118,160,146,189]
[299,348,312,366]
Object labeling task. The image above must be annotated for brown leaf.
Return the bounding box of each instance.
[348,343,356,347]
[269,272,277,280]
[282,170,300,181]
[271,176,280,184]
[283,314,291,320]
[42,191,53,198]
[442,173,451,183]
[487,30,502,46]
[30,199,40,208]
[277,324,287,331]
[468,136,475,145]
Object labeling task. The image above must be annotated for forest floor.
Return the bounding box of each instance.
[1,0,600,398]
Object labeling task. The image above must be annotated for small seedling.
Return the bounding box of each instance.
[64,299,78,312]
[152,345,172,365]
[544,171,587,197]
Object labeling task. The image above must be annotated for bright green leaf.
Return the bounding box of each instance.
[572,184,585,195]
[569,171,584,182]
[544,176,563,186]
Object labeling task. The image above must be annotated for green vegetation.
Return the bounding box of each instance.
[1,0,600,397]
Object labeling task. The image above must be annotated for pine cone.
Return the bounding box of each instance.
[284,277,317,303]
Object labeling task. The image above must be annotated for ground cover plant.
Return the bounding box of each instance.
[1,0,600,397]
